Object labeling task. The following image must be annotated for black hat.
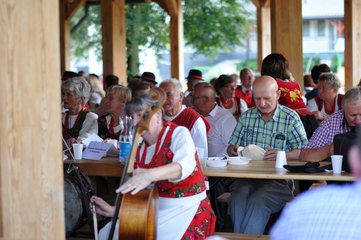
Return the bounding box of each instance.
[141,72,158,85]
[186,69,203,80]
[61,71,78,81]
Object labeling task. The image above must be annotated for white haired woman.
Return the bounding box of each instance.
[62,77,98,146]
[307,72,344,122]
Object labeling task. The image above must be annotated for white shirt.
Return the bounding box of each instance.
[206,105,237,157]
[62,111,98,141]
[164,105,208,158]
[307,94,341,120]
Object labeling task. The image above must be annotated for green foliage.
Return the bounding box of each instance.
[184,0,254,57]
[303,56,320,73]
[70,0,254,69]
[70,5,102,62]
[236,58,257,72]
[330,54,344,73]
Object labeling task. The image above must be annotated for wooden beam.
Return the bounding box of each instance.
[101,0,127,84]
[169,0,184,81]
[1,0,64,239]
[251,0,270,8]
[60,0,71,74]
[66,0,86,19]
[255,1,271,71]
[344,0,361,90]
[270,0,303,89]
[155,0,178,17]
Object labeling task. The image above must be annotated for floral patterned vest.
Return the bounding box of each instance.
[136,121,207,198]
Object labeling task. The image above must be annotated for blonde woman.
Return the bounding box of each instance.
[97,85,132,140]
[86,74,105,111]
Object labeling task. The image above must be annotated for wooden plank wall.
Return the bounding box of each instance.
[0,1,65,239]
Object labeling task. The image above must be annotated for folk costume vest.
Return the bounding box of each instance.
[62,109,89,140]
[235,86,255,107]
[172,107,211,136]
[136,121,207,198]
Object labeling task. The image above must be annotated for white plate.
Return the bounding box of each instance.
[206,157,228,167]
[227,156,251,165]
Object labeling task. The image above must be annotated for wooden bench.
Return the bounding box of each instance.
[212,232,270,239]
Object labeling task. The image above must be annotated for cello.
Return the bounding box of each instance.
[107,88,166,240]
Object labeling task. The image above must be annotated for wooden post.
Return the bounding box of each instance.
[344,0,361,90]
[169,0,184,81]
[0,0,64,239]
[60,0,71,74]
[270,0,303,88]
[101,0,127,85]
[255,0,271,72]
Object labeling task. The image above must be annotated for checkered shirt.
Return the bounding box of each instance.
[304,110,349,149]
[229,104,308,151]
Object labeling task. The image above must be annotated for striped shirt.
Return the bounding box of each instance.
[304,110,349,149]
[271,181,361,240]
[229,104,308,151]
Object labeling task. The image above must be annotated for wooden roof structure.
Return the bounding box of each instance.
[1,0,360,239]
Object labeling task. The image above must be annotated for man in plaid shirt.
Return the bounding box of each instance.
[227,76,308,234]
[300,87,361,162]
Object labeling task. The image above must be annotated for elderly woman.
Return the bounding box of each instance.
[214,74,248,119]
[91,88,216,240]
[62,77,98,145]
[307,72,343,122]
[97,85,132,140]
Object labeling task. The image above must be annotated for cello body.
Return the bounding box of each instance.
[118,188,158,240]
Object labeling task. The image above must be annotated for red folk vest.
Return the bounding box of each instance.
[172,107,210,135]
[136,122,207,198]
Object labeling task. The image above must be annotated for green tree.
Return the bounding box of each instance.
[70,0,254,75]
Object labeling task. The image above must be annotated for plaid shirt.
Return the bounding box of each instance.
[229,104,308,151]
[304,110,349,149]
[271,181,361,240]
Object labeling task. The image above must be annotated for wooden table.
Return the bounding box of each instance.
[204,160,354,181]
[64,157,124,177]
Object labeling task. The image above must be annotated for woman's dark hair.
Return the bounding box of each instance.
[214,74,234,95]
[261,53,290,80]
[311,63,331,84]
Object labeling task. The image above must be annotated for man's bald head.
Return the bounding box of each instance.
[253,75,279,92]
[253,75,280,120]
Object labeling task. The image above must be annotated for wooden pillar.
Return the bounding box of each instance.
[60,0,71,74]
[101,0,127,85]
[253,0,271,72]
[0,0,64,239]
[270,0,303,88]
[169,0,184,81]
[344,0,361,90]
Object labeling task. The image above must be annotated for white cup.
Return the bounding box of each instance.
[72,143,83,160]
[331,155,343,174]
[275,150,287,169]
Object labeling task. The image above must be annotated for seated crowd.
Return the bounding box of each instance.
[61,52,361,239]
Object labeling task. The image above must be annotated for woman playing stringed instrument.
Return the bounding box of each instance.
[91,89,216,240]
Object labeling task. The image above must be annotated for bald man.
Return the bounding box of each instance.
[227,76,308,234]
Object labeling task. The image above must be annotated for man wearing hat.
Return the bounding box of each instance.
[183,69,204,107]
[141,71,158,88]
